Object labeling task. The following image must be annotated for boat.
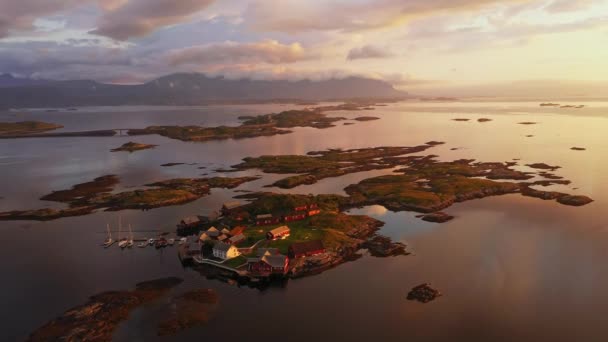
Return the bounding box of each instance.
[137,241,147,248]
[117,216,128,248]
[148,238,155,245]
[126,224,134,248]
[102,224,114,248]
[155,237,167,249]
[178,237,187,245]
[167,238,175,246]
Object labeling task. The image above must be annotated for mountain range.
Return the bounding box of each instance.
[0,73,407,108]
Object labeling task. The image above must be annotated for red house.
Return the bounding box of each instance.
[256,214,281,226]
[288,240,325,259]
[248,251,289,275]
[294,205,308,212]
[284,212,307,222]
[307,209,321,217]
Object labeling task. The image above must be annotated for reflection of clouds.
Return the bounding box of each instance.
[360,205,388,216]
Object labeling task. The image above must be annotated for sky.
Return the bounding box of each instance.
[0,0,607,96]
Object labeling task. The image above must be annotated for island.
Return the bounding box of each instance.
[111,141,157,152]
[0,175,259,221]
[477,118,492,123]
[27,277,184,341]
[128,104,376,142]
[0,121,63,136]
[354,116,380,121]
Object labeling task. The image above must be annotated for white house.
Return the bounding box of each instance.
[212,241,241,260]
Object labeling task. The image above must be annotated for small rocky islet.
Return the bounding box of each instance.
[111,141,157,152]
[407,283,442,303]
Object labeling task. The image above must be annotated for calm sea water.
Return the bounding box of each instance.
[1,100,608,341]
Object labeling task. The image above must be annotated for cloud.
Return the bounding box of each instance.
[243,0,530,33]
[545,0,595,13]
[167,40,310,66]
[347,45,393,60]
[0,0,86,38]
[90,0,215,40]
[0,41,138,80]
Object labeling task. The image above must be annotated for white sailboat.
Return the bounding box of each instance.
[103,223,114,248]
[127,224,134,248]
[118,216,128,248]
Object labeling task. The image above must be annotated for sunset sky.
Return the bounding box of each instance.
[1,0,607,96]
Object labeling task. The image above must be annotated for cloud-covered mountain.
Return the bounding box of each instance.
[0,74,51,88]
[0,73,407,108]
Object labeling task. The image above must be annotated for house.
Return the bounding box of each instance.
[248,250,289,275]
[284,212,306,222]
[295,203,318,211]
[288,240,325,259]
[199,232,210,242]
[221,228,231,236]
[256,214,281,226]
[217,234,229,242]
[212,242,241,260]
[179,216,201,227]
[206,226,220,238]
[221,201,242,215]
[228,233,246,245]
[266,226,290,240]
[307,209,321,217]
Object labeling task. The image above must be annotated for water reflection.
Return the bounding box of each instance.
[2,101,608,341]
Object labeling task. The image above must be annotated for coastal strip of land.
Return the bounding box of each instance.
[0,175,259,221]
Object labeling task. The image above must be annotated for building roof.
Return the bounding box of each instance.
[229,234,246,244]
[257,214,273,219]
[218,234,229,241]
[221,228,231,235]
[213,241,233,252]
[207,226,220,237]
[199,232,210,241]
[289,240,325,255]
[256,248,280,257]
[269,226,290,236]
[261,254,288,268]
[182,216,200,225]
[222,201,242,210]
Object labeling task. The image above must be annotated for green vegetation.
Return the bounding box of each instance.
[242,212,379,254]
[223,255,248,268]
[111,141,157,152]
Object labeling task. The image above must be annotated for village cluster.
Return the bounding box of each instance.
[177,200,326,277]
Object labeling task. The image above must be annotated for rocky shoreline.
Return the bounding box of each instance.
[27,277,184,342]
